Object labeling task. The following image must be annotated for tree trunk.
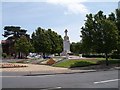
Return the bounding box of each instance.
[105,53,109,66]
[43,53,45,59]
[25,53,27,59]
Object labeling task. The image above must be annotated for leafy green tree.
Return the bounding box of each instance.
[15,35,33,59]
[70,42,76,53]
[3,26,28,38]
[115,9,120,54]
[70,42,82,54]
[31,27,51,55]
[81,11,118,66]
[108,12,116,21]
[81,13,95,53]
[31,27,63,56]
[47,29,63,54]
[2,26,30,56]
[108,9,120,54]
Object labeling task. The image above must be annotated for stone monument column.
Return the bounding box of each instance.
[61,29,71,56]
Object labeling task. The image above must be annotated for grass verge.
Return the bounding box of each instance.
[53,60,97,68]
[53,58,120,68]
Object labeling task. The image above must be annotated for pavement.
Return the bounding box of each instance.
[0,63,120,76]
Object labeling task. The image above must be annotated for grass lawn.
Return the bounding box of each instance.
[53,60,77,68]
[53,58,120,68]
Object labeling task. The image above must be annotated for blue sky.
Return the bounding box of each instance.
[1,0,120,43]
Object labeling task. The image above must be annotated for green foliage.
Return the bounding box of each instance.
[3,26,29,39]
[53,60,74,68]
[2,26,30,56]
[81,11,119,65]
[70,42,83,54]
[97,59,120,64]
[31,27,63,54]
[82,54,105,58]
[53,58,120,68]
[0,44,2,58]
[115,9,120,54]
[70,61,96,68]
[107,9,120,54]
[15,36,33,56]
[2,53,7,58]
[47,29,63,54]
[53,60,96,68]
[81,11,118,54]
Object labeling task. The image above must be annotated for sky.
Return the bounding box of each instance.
[1,0,120,43]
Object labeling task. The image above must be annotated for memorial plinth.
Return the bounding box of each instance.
[61,29,71,56]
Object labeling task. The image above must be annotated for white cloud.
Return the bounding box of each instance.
[65,3,89,15]
[1,0,119,15]
[46,0,89,15]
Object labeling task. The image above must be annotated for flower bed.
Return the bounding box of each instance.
[0,63,28,68]
[46,58,56,65]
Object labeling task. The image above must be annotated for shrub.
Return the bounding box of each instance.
[2,53,7,58]
[82,54,105,58]
[110,55,120,59]
[97,59,120,64]
[70,61,96,68]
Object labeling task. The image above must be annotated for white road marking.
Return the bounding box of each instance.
[41,87,62,90]
[0,76,24,77]
[94,79,120,84]
[0,75,55,77]
[55,87,62,89]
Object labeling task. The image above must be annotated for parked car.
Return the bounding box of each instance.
[43,56,51,59]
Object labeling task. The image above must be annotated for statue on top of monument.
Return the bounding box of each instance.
[65,29,68,36]
[64,29,69,41]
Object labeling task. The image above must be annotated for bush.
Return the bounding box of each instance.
[70,61,96,68]
[110,54,120,59]
[2,53,7,58]
[97,59,120,64]
[82,54,105,58]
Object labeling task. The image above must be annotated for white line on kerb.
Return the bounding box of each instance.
[94,79,120,84]
[0,75,55,77]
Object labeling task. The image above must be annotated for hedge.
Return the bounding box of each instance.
[70,61,96,68]
[97,59,120,64]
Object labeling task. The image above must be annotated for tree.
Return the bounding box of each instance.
[31,27,63,56]
[47,29,63,54]
[81,13,95,53]
[81,11,118,66]
[115,9,120,54]
[70,42,82,54]
[2,26,30,56]
[108,9,120,55]
[14,35,33,59]
[31,27,52,56]
[3,26,29,41]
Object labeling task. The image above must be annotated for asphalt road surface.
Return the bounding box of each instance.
[2,70,120,89]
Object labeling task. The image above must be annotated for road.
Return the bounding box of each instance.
[2,70,120,89]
